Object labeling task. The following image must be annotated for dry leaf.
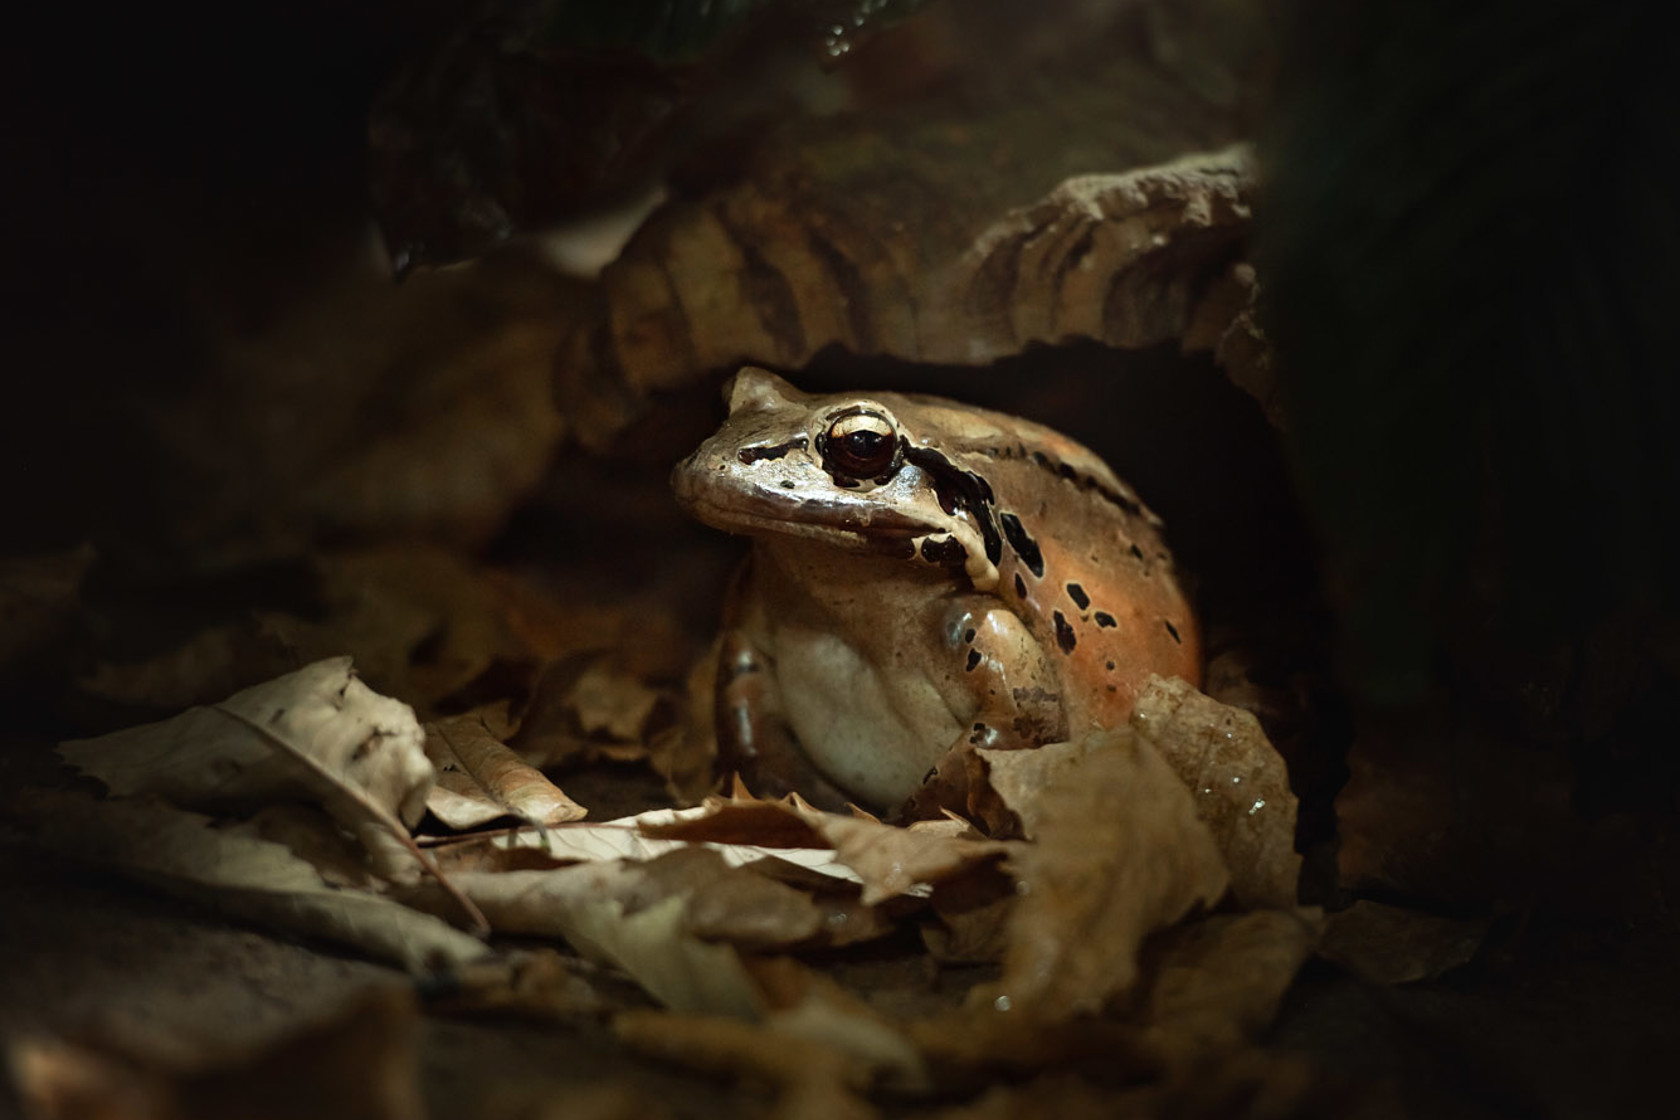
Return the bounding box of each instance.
[61,657,432,856]
[10,792,486,974]
[641,797,1010,906]
[435,807,866,889]
[425,711,587,829]
[1317,901,1490,986]
[906,1009,1158,1082]
[1130,676,1301,908]
[977,737,1103,840]
[61,657,485,928]
[424,949,604,1020]
[651,848,827,948]
[441,859,766,1016]
[793,808,1013,908]
[925,866,1017,964]
[614,1010,879,1120]
[512,653,669,769]
[991,730,1229,1017]
[8,985,425,1120]
[1142,909,1323,1057]
[745,957,929,1092]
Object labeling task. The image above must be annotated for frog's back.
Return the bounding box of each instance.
[880,389,1201,728]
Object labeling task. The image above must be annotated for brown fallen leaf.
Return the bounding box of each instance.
[425,710,587,829]
[1130,676,1302,909]
[424,949,604,1021]
[905,1008,1159,1083]
[651,848,827,948]
[1317,900,1490,986]
[59,657,484,929]
[641,795,1012,906]
[637,795,829,848]
[794,807,1014,908]
[924,865,1017,964]
[60,657,430,821]
[990,729,1230,1017]
[8,981,424,1120]
[977,737,1102,840]
[436,857,767,1017]
[10,791,487,974]
[614,1009,879,1120]
[510,652,671,770]
[1142,909,1323,1058]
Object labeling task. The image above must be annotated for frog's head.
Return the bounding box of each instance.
[671,368,1003,589]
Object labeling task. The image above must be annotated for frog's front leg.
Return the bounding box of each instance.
[898,604,1067,830]
[713,629,853,811]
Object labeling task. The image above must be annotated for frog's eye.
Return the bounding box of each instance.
[821,411,900,480]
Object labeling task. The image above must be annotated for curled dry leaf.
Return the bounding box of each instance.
[1130,675,1301,908]
[60,657,430,837]
[59,657,484,927]
[439,856,770,1017]
[10,792,486,975]
[8,986,425,1120]
[991,730,1229,1018]
[440,806,865,888]
[424,711,587,829]
[1141,909,1323,1059]
[641,797,1012,906]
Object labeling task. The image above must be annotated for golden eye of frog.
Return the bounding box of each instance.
[672,367,1201,814]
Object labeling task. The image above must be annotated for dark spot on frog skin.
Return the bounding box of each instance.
[963,628,976,644]
[780,480,795,489]
[1014,573,1027,598]
[1129,543,1145,560]
[738,437,808,465]
[998,512,1045,578]
[881,537,917,560]
[1106,660,1116,671]
[1066,582,1089,609]
[902,446,1003,565]
[919,535,969,568]
[1164,620,1182,644]
[965,649,982,671]
[1107,684,1117,693]
[1094,611,1117,628]
[1052,611,1077,654]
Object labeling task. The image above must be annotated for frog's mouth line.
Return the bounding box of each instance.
[677,487,940,550]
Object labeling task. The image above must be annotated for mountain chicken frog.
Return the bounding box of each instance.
[672,368,1200,814]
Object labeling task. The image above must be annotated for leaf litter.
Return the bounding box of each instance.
[20,651,1337,1116]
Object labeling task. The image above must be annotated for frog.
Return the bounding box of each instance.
[672,367,1200,816]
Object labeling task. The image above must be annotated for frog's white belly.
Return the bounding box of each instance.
[768,626,962,807]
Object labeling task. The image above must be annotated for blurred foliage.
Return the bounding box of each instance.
[370,0,929,271]
[536,0,926,62]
